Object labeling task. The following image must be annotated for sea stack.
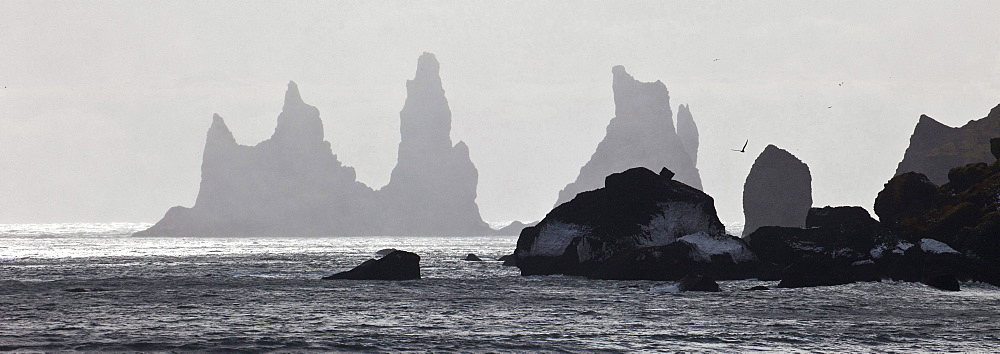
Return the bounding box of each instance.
[554,66,702,207]
[135,82,375,237]
[376,52,492,236]
[135,53,495,237]
[894,104,1000,184]
[742,144,812,236]
[676,104,699,166]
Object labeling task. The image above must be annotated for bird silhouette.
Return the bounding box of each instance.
[713,58,720,62]
[731,139,748,153]
[827,106,832,109]
[838,82,843,86]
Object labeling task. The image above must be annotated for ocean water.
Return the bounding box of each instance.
[2,223,999,352]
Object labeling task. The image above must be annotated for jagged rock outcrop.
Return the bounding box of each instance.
[377,53,492,236]
[136,53,495,237]
[894,104,1000,185]
[554,66,702,207]
[323,250,421,280]
[135,82,376,237]
[676,104,699,166]
[515,167,754,280]
[742,144,812,236]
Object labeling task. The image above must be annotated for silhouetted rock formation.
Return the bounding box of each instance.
[894,104,1000,185]
[515,167,754,280]
[136,53,496,237]
[323,250,421,280]
[676,104,699,166]
[555,66,702,207]
[377,53,492,236]
[742,144,812,236]
[463,253,482,262]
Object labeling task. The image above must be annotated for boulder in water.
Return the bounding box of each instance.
[323,251,421,280]
[922,273,961,291]
[676,273,720,292]
[463,253,482,262]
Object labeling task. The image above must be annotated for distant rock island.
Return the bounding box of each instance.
[135,53,495,237]
[741,144,812,236]
[554,66,702,207]
[895,104,1000,184]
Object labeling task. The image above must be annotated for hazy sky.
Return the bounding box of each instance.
[2,1,999,224]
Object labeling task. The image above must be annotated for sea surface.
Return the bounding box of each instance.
[2,223,999,352]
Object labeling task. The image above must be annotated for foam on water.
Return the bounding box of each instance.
[2,223,999,352]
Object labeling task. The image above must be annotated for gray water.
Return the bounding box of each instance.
[2,223,999,352]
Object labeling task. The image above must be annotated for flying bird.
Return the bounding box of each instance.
[731,139,748,153]
[838,82,843,86]
[827,106,833,109]
[713,58,720,62]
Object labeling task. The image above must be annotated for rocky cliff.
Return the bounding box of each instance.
[554,66,702,207]
[742,144,812,236]
[895,104,1000,184]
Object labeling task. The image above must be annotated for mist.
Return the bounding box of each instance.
[2,1,999,224]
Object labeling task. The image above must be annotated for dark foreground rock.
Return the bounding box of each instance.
[776,261,855,288]
[875,159,1000,285]
[922,273,961,291]
[515,167,755,280]
[463,253,482,262]
[323,251,420,280]
[677,274,720,292]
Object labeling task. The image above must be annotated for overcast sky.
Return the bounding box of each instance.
[2,1,999,225]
